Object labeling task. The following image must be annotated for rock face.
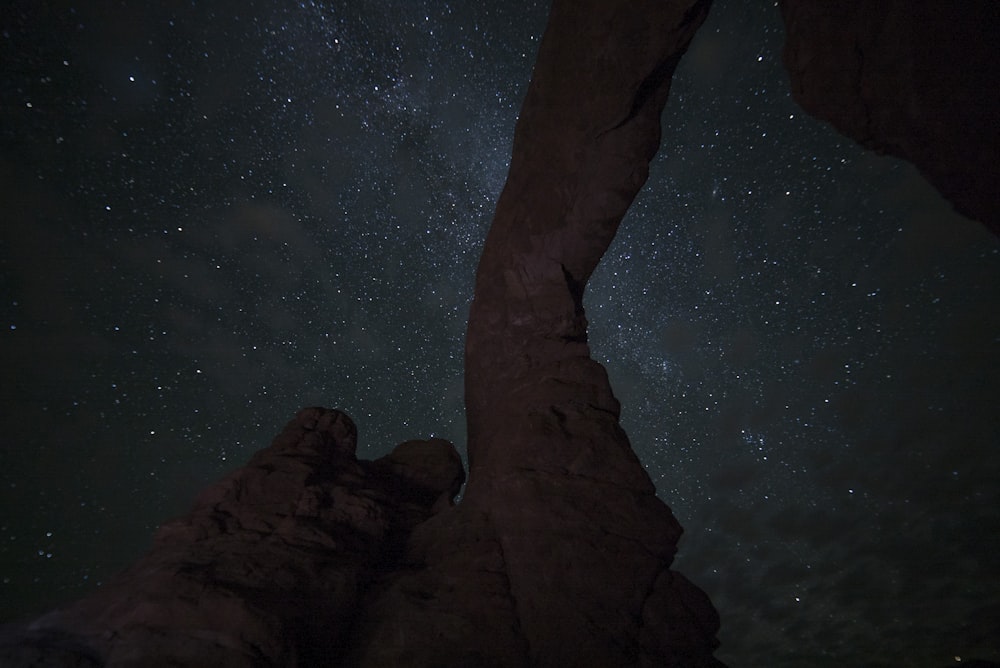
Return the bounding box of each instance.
[0,1,725,666]
[0,407,465,666]
[778,0,1000,234]
[348,0,723,665]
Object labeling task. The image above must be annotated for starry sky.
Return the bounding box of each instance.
[1,1,998,666]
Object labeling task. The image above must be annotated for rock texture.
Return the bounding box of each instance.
[779,0,1000,234]
[349,0,722,665]
[0,1,725,666]
[0,408,465,666]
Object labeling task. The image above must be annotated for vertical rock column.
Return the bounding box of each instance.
[356,1,724,666]
[462,0,722,664]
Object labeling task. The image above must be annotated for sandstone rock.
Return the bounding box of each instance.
[377,437,465,511]
[0,408,464,667]
[351,0,724,665]
[779,0,1000,234]
[1,1,729,665]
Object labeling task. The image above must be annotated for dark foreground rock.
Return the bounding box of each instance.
[0,408,464,666]
[779,0,1000,234]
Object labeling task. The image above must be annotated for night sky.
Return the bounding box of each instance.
[2,1,998,666]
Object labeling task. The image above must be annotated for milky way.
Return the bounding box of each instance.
[2,2,998,666]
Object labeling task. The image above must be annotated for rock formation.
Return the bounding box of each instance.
[0,408,465,666]
[0,0,725,666]
[9,0,997,665]
[778,0,1000,234]
[351,0,721,664]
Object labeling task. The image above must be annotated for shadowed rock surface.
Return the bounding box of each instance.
[778,0,1000,234]
[0,0,723,666]
[0,408,465,666]
[351,0,721,664]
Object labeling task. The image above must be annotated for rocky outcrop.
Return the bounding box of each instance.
[779,0,1000,234]
[0,1,725,665]
[0,408,465,666]
[350,0,722,665]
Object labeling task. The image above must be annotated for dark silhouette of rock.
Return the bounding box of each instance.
[0,408,465,666]
[0,1,725,665]
[349,0,722,665]
[778,0,1000,234]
